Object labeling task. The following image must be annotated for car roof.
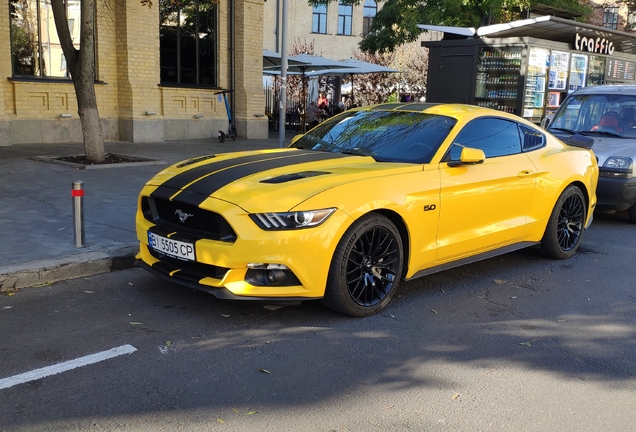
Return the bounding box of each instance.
[359,102,530,124]
[571,84,636,96]
[362,103,495,117]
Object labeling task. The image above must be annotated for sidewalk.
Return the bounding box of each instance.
[0,131,295,292]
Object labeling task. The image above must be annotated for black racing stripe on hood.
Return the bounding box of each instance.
[151,152,306,200]
[172,151,349,205]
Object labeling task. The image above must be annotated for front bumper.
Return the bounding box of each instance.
[596,175,636,212]
[135,194,353,300]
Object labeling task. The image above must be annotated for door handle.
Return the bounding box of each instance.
[518,170,534,178]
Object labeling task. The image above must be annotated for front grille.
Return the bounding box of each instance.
[148,248,229,280]
[143,197,237,242]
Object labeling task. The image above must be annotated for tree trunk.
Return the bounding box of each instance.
[51,0,105,162]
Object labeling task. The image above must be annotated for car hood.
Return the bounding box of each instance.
[552,132,636,165]
[146,149,420,212]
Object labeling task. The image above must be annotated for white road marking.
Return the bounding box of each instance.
[0,344,137,390]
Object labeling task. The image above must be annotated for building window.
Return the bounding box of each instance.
[363,0,376,36]
[603,7,619,30]
[312,4,327,34]
[10,0,81,78]
[628,11,636,29]
[160,0,218,86]
[337,1,352,36]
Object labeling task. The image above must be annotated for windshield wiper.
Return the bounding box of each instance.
[341,148,377,160]
[579,130,624,138]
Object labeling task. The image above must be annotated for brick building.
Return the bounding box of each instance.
[1,0,267,146]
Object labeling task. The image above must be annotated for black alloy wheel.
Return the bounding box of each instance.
[556,193,585,251]
[323,214,403,317]
[539,185,586,259]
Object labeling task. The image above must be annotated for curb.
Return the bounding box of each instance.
[0,245,139,293]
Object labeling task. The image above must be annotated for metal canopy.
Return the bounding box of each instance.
[419,16,636,55]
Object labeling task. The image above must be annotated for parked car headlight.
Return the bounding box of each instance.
[250,208,336,230]
[600,157,633,178]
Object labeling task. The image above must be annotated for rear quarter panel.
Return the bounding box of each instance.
[524,136,598,237]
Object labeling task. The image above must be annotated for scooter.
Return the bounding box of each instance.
[214,89,237,143]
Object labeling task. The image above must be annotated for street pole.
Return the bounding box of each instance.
[278,0,288,148]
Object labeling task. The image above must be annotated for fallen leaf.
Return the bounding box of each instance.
[129,322,142,325]
[430,309,438,314]
[217,418,225,424]
[451,393,460,400]
[245,411,258,415]
[519,339,538,347]
[494,279,506,285]
[166,341,171,346]
[33,282,53,288]
[231,407,239,413]
[7,292,15,297]
[220,314,231,318]
[84,290,95,294]
[258,368,271,374]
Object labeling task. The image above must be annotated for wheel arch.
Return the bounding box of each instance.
[370,209,410,279]
[569,180,591,211]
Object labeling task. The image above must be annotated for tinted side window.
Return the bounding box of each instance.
[519,124,545,151]
[449,118,522,160]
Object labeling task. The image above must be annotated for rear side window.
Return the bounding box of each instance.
[519,124,545,151]
[449,117,522,159]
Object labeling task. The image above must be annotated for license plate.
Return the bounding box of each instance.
[147,232,195,261]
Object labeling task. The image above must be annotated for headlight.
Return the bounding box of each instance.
[250,208,336,230]
[600,157,633,179]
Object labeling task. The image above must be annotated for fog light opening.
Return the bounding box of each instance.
[266,270,286,285]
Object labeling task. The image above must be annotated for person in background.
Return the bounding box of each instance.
[305,101,323,128]
[318,92,328,111]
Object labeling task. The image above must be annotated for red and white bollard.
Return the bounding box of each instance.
[72,180,85,248]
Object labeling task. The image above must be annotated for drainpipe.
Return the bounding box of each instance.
[275,0,280,52]
[230,0,235,134]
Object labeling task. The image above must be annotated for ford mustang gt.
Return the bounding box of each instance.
[136,103,598,317]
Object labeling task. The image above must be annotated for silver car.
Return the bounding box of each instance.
[547,85,636,223]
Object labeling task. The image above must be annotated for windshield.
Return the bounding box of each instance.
[290,110,457,164]
[548,93,636,138]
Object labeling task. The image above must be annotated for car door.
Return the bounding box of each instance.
[435,117,538,263]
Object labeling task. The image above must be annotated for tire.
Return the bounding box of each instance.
[539,185,587,259]
[629,203,636,224]
[323,213,404,317]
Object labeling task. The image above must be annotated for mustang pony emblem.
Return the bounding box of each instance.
[175,209,194,223]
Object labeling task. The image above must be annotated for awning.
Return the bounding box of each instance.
[418,15,636,55]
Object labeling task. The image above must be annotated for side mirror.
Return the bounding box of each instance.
[290,134,304,145]
[541,117,551,129]
[460,147,486,164]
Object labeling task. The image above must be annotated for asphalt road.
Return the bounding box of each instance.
[1,212,635,432]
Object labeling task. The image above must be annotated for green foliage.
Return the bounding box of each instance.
[308,0,591,54]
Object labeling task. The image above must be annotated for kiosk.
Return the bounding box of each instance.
[421,15,636,124]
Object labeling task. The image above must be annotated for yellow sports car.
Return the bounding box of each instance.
[136,103,598,317]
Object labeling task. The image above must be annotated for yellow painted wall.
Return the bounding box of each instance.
[0,0,267,145]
